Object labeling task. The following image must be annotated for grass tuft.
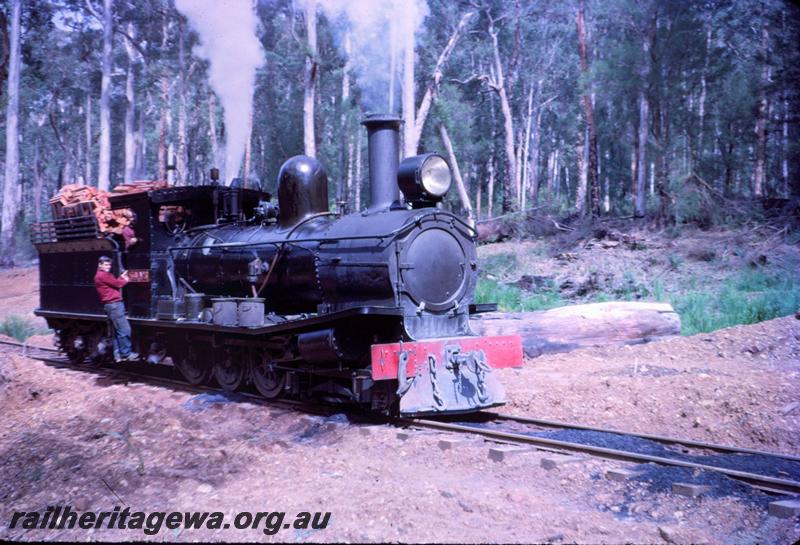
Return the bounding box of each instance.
[0,315,39,342]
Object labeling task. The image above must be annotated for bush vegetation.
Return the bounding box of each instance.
[0,315,41,342]
[475,261,799,336]
[475,279,564,312]
[670,269,800,336]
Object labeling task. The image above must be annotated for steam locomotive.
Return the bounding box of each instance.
[31,114,522,415]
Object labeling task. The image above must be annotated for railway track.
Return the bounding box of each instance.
[0,338,335,416]
[402,414,800,496]
[5,338,800,497]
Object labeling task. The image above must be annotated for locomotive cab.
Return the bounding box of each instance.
[108,185,269,318]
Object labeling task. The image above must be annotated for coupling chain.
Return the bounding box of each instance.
[471,350,491,403]
[428,354,447,410]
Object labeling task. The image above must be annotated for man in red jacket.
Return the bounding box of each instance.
[94,256,138,362]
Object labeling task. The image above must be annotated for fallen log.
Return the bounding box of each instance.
[470,301,681,358]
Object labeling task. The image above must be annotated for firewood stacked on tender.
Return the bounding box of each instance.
[49,181,167,235]
[111,180,168,195]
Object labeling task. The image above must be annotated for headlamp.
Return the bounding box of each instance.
[397,153,452,204]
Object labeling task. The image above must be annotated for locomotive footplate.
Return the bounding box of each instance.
[370,336,523,415]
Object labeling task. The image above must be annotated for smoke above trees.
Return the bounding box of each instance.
[317,0,428,113]
[174,0,264,184]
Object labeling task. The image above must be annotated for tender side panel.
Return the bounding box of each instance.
[38,239,116,314]
[370,335,523,380]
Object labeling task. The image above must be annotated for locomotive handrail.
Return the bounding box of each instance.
[164,210,475,255]
[165,216,411,253]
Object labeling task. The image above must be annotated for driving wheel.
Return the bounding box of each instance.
[251,348,286,399]
[174,342,211,385]
[213,347,244,391]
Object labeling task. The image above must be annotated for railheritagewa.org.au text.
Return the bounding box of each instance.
[8,505,331,536]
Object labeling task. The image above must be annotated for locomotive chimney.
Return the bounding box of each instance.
[362,114,403,212]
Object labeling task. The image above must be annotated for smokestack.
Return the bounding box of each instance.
[362,113,403,212]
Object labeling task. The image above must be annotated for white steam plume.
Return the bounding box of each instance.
[318,0,428,113]
[175,0,264,184]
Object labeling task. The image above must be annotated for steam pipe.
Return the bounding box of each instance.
[362,114,403,212]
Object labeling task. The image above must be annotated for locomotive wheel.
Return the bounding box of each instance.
[85,332,114,367]
[213,348,244,392]
[251,349,286,399]
[57,326,89,365]
[174,343,211,385]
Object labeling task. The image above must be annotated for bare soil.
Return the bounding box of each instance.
[0,234,798,543]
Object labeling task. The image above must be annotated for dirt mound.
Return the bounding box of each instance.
[500,315,800,455]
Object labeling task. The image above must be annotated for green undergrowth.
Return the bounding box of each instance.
[476,266,799,335]
[0,315,46,342]
[669,269,800,336]
[475,278,564,312]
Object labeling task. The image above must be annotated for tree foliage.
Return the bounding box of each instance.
[0,0,798,261]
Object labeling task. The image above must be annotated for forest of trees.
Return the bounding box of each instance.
[0,0,798,265]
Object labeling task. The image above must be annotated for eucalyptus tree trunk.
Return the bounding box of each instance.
[123,61,135,183]
[33,137,43,221]
[487,155,495,219]
[0,0,20,266]
[135,103,145,176]
[208,92,220,171]
[515,126,523,204]
[520,87,534,210]
[476,174,482,220]
[413,11,474,152]
[166,142,175,185]
[697,29,711,162]
[97,0,113,190]
[123,23,137,184]
[782,89,789,196]
[528,85,546,205]
[723,120,735,196]
[354,129,362,210]
[487,95,496,218]
[402,16,415,158]
[753,26,770,197]
[438,124,475,228]
[176,20,188,185]
[339,31,353,207]
[575,0,599,216]
[303,0,317,157]
[85,94,93,184]
[630,124,637,202]
[488,22,517,213]
[157,76,169,182]
[575,127,588,215]
[603,148,610,212]
[0,10,8,96]
[75,139,83,184]
[650,21,669,222]
[635,90,648,217]
[634,25,651,218]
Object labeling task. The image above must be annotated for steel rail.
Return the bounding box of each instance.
[0,338,60,357]
[485,411,800,463]
[39,354,336,416]
[0,339,335,416]
[403,418,800,496]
